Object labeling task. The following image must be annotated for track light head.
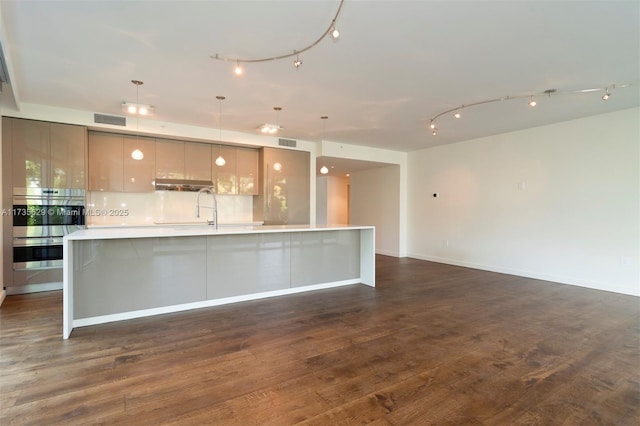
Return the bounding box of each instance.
[331,26,340,40]
[234,62,243,76]
[454,112,461,119]
[430,121,436,130]
[528,96,537,107]
[602,88,610,101]
[293,55,302,69]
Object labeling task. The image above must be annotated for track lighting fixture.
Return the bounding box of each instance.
[123,80,154,116]
[122,101,153,115]
[259,106,283,134]
[426,83,632,137]
[212,0,344,74]
[258,124,281,134]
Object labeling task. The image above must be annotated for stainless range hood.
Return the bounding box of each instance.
[155,179,213,192]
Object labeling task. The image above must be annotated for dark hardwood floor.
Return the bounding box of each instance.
[1,256,638,425]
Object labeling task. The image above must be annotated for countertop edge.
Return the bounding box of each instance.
[65,224,375,241]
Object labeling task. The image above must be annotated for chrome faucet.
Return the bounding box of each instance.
[196,187,218,228]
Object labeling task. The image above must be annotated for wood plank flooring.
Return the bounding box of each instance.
[1,256,638,425]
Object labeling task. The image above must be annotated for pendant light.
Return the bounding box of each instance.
[131,80,144,161]
[215,96,226,167]
[320,116,329,174]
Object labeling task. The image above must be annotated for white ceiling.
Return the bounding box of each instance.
[1,0,638,165]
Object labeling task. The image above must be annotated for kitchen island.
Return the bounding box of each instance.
[63,225,375,339]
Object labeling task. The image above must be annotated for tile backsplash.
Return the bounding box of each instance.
[87,191,254,226]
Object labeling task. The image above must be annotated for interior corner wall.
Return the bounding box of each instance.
[350,165,400,257]
[407,107,640,296]
[327,175,349,225]
[316,176,328,225]
[316,175,349,225]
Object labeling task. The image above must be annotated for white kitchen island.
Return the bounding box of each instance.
[63,225,375,339]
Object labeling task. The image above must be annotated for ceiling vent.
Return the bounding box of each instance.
[94,113,126,127]
[278,138,297,148]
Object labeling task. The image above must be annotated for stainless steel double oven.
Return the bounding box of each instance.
[11,188,85,294]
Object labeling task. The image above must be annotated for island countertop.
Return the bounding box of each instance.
[63,224,375,338]
[67,224,374,241]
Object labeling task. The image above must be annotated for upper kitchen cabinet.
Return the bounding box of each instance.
[254,147,309,225]
[155,139,185,179]
[88,132,124,192]
[8,117,86,190]
[50,123,87,189]
[123,135,156,192]
[89,132,155,192]
[185,142,212,181]
[236,147,259,195]
[156,140,212,181]
[212,146,237,194]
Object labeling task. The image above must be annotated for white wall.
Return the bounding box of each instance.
[316,175,349,225]
[319,141,407,256]
[351,165,401,257]
[327,175,349,225]
[407,108,640,296]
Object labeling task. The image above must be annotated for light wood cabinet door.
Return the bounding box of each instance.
[50,123,86,189]
[156,139,185,179]
[185,142,211,181]
[212,146,237,194]
[88,132,124,192]
[258,147,309,225]
[236,147,259,195]
[11,118,50,189]
[123,135,156,192]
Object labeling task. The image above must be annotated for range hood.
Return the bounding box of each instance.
[155,179,213,192]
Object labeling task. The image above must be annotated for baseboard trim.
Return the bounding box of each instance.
[0,289,6,306]
[406,253,640,297]
[376,249,400,257]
